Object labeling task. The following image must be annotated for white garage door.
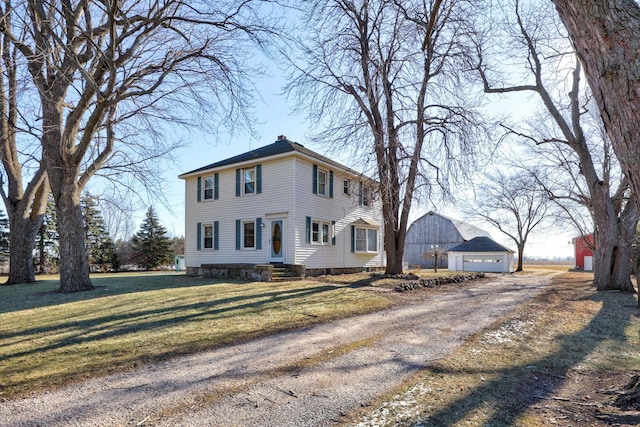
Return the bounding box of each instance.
[463,255,505,273]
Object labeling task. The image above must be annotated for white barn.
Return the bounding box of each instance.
[447,236,515,273]
[179,136,385,279]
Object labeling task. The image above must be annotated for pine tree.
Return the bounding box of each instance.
[81,194,119,271]
[35,197,59,274]
[131,207,172,270]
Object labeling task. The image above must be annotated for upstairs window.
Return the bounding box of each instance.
[359,182,372,207]
[317,169,327,196]
[236,165,262,197]
[343,179,350,195]
[312,164,333,197]
[203,177,214,200]
[244,168,256,195]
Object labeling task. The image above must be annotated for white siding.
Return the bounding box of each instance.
[183,153,385,271]
[184,157,295,268]
[292,158,385,270]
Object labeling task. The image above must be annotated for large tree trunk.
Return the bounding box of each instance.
[384,226,404,275]
[41,100,93,293]
[611,245,634,292]
[5,215,42,284]
[3,179,48,285]
[54,186,93,293]
[593,241,615,290]
[552,1,640,219]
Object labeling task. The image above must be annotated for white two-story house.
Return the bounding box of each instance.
[179,135,385,279]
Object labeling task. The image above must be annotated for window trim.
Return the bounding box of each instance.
[203,223,214,249]
[203,176,214,200]
[343,179,350,196]
[242,220,256,249]
[243,167,256,196]
[317,168,328,196]
[311,219,332,245]
[353,226,378,253]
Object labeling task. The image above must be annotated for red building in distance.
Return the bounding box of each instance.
[572,234,594,271]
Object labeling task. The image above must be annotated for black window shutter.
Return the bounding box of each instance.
[358,182,363,206]
[351,225,355,252]
[312,164,318,194]
[329,171,334,198]
[235,169,241,197]
[197,222,202,250]
[306,216,311,243]
[256,218,262,249]
[214,221,219,250]
[197,177,202,202]
[256,164,262,194]
[214,173,219,200]
[235,219,241,250]
[331,220,336,245]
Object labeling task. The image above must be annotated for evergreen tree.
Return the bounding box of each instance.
[131,207,172,270]
[81,194,119,271]
[35,197,59,274]
[0,208,9,262]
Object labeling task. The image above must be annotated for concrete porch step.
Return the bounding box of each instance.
[271,266,304,282]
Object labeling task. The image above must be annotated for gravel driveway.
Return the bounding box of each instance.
[1,272,553,426]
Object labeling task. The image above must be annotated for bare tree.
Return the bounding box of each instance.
[0,9,49,285]
[286,0,485,274]
[464,170,550,271]
[551,1,640,221]
[422,245,447,273]
[475,0,638,291]
[0,0,277,292]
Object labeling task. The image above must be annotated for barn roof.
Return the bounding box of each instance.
[449,236,514,253]
[410,211,491,241]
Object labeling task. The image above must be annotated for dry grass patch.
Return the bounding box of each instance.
[0,273,391,400]
[345,271,640,426]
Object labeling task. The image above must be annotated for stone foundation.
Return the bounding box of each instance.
[187,263,306,282]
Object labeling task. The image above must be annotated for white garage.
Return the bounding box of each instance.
[447,236,515,273]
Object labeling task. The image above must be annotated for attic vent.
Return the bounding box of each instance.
[277,135,287,141]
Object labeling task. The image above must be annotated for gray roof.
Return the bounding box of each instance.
[179,137,370,179]
[448,236,514,253]
[410,211,491,241]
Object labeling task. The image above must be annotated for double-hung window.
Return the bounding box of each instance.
[244,168,256,195]
[203,177,214,200]
[317,169,328,196]
[236,165,261,196]
[312,220,331,245]
[354,226,378,253]
[243,221,255,249]
[203,224,214,249]
[343,179,350,196]
[362,187,370,207]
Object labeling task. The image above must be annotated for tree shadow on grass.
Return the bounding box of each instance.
[0,273,266,314]
[2,282,350,397]
[413,288,639,426]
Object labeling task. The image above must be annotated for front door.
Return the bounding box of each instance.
[270,220,284,263]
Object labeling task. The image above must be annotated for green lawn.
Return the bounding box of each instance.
[0,272,392,400]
